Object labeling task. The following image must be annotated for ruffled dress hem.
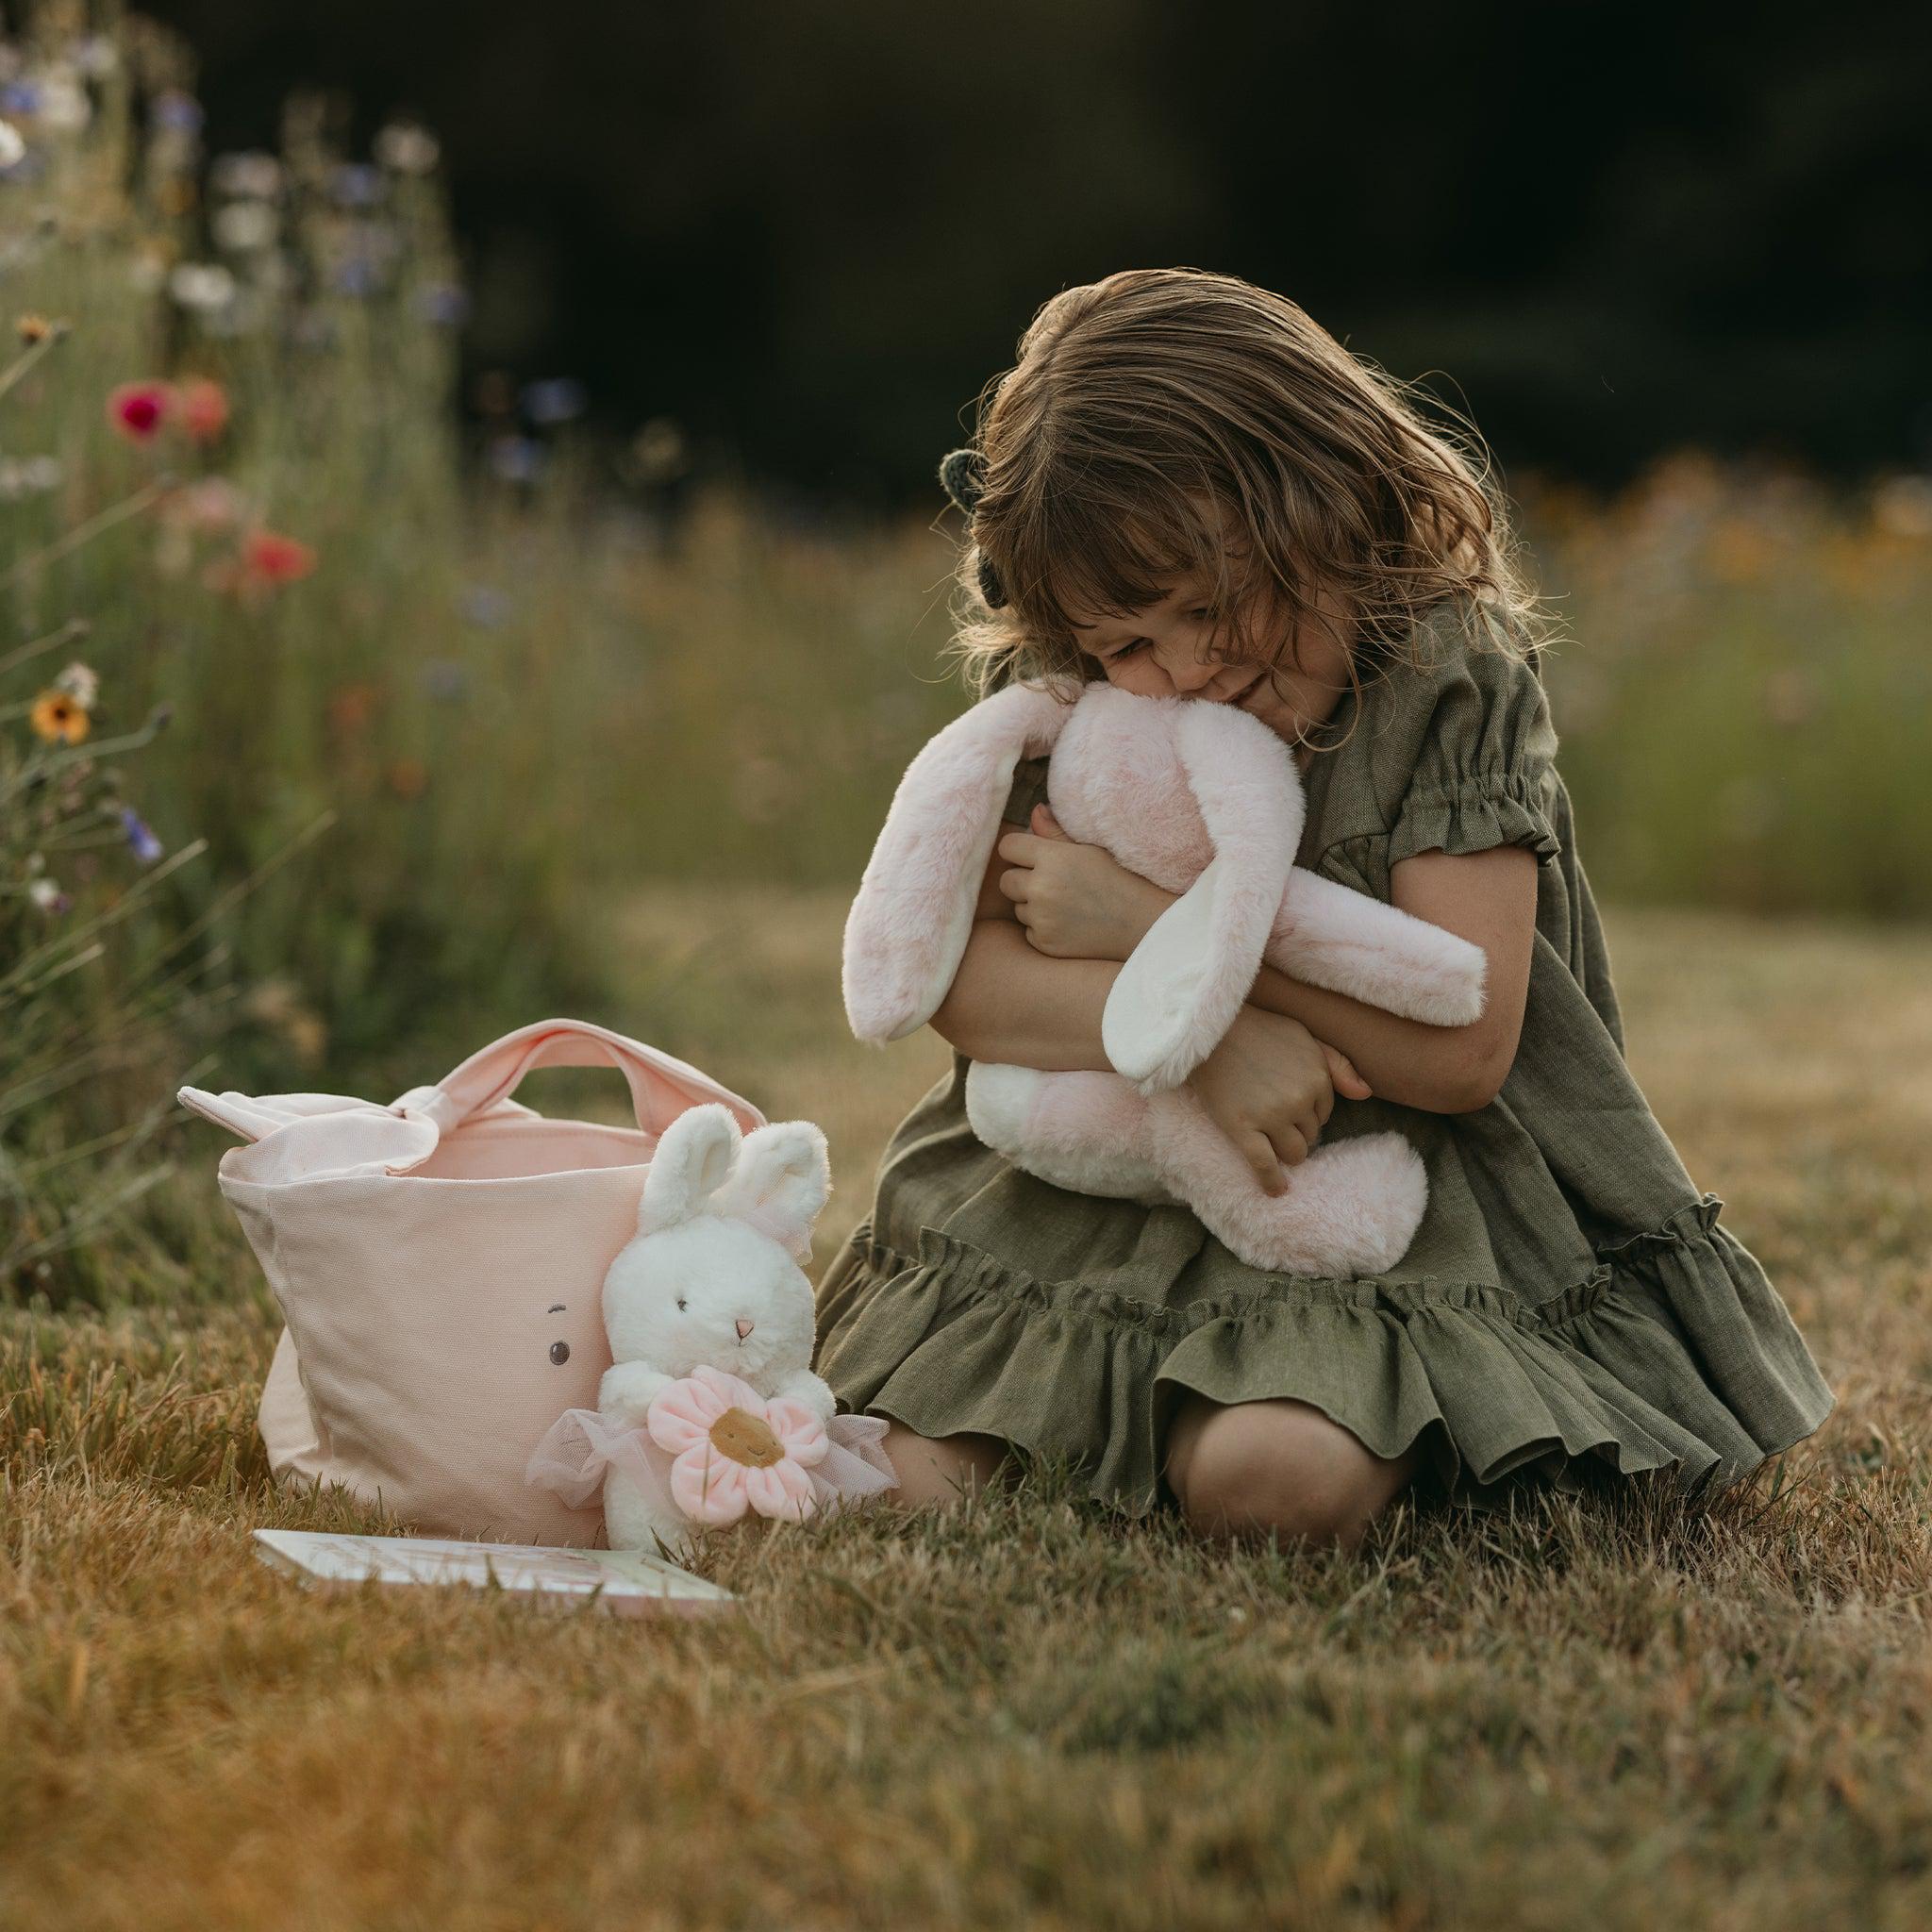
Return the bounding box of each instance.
[813,1194,1838,1518]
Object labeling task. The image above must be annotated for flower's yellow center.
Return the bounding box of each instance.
[708,1407,783,1468]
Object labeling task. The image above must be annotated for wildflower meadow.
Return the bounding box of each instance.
[2,9,1929,1930]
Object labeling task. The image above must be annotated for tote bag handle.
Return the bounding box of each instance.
[399,1019,765,1141]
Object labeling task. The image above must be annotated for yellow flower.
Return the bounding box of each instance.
[30,690,91,744]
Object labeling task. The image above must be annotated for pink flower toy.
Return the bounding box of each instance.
[648,1364,828,1525]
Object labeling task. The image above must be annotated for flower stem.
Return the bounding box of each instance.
[0,616,89,680]
[0,324,70,408]
[2,475,174,590]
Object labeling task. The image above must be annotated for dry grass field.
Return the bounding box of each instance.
[7,22,1931,1926]
[4,894,1929,1932]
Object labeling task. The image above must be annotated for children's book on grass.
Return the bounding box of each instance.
[252,1529,735,1616]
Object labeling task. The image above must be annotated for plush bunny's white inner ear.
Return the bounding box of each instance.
[1101,703,1299,1092]
[1101,859,1228,1089]
[639,1103,741,1233]
[711,1121,830,1258]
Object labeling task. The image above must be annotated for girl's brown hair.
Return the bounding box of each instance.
[941,268,1548,705]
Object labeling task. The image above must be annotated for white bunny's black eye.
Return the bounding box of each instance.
[676,1297,688,1313]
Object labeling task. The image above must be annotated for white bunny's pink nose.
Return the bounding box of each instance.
[735,1318,755,1340]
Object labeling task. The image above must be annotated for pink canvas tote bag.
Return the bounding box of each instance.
[179,1018,766,1545]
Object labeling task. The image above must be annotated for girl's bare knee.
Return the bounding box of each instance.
[1166,1395,1417,1551]
[878,1420,1008,1507]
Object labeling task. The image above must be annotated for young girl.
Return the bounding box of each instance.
[814,268,1836,1551]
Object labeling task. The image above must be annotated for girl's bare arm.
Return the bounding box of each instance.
[991,808,1537,1116]
[925,847,1372,1197]
[1240,846,1539,1113]
[927,851,1122,1070]
[963,815,1538,1113]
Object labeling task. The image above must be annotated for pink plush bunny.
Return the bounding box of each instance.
[841,678,1490,1276]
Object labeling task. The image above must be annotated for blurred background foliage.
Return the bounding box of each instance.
[1,1,1928,1305]
[142,0,1932,496]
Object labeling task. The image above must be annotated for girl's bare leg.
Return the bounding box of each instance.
[879,1421,1009,1507]
[1164,1392,1421,1551]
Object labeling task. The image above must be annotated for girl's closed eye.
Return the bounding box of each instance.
[1106,608,1216,662]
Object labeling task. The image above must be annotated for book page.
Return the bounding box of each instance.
[253,1529,734,1613]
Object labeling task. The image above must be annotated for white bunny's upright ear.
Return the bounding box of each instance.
[841,678,1078,1045]
[710,1120,831,1264]
[639,1103,742,1234]
[1102,701,1303,1093]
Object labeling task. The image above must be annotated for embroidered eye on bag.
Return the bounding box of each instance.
[179,1019,766,1546]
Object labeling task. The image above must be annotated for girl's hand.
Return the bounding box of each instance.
[995,804,1174,961]
[1185,1007,1373,1197]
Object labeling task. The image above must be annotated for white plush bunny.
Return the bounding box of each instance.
[597,1102,835,1554]
[842,677,1491,1278]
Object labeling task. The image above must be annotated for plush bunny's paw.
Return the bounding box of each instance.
[599,1360,674,1429]
[603,1472,694,1560]
[770,1366,838,1424]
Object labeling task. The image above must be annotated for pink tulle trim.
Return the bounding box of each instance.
[525,1402,897,1531]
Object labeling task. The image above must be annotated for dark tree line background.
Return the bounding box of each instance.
[147,0,1932,507]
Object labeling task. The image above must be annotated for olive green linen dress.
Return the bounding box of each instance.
[813,616,1838,1514]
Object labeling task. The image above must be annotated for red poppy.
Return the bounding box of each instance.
[242,529,318,585]
[328,683,378,734]
[177,377,229,444]
[108,380,173,441]
[386,758,428,800]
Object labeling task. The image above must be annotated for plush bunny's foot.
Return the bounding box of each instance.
[604,1472,696,1563]
[1269,871,1488,1026]
[1153,1091,1429,1276]
[1204,1133,1427,1276]
[969,1062,1427,1272]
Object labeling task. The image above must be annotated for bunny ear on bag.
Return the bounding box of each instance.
[710,1120,831,1264]
[842,678,1077,1044]
[1102,700,1303,1093]
[638,1103,742,1234]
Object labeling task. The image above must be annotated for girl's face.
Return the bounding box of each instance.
[1068,568,1356,750]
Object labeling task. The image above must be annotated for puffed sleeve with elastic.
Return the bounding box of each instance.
[1383,633,1564,869]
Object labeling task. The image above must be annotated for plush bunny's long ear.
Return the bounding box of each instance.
[639,1102,742,1234]
[1102,702,1302,1093]
[709,1120,830,1264]
[842,678,1078,1044]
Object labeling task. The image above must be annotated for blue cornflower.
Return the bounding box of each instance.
[422,658,471,699]
[333,253,382,298]
[121,807,164,864]
[416,283,470,328]
[522,377,588,426]
[330,163,384,208]
[150,90,204,133]
[459,587,509,630]
[488,437,545,487]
